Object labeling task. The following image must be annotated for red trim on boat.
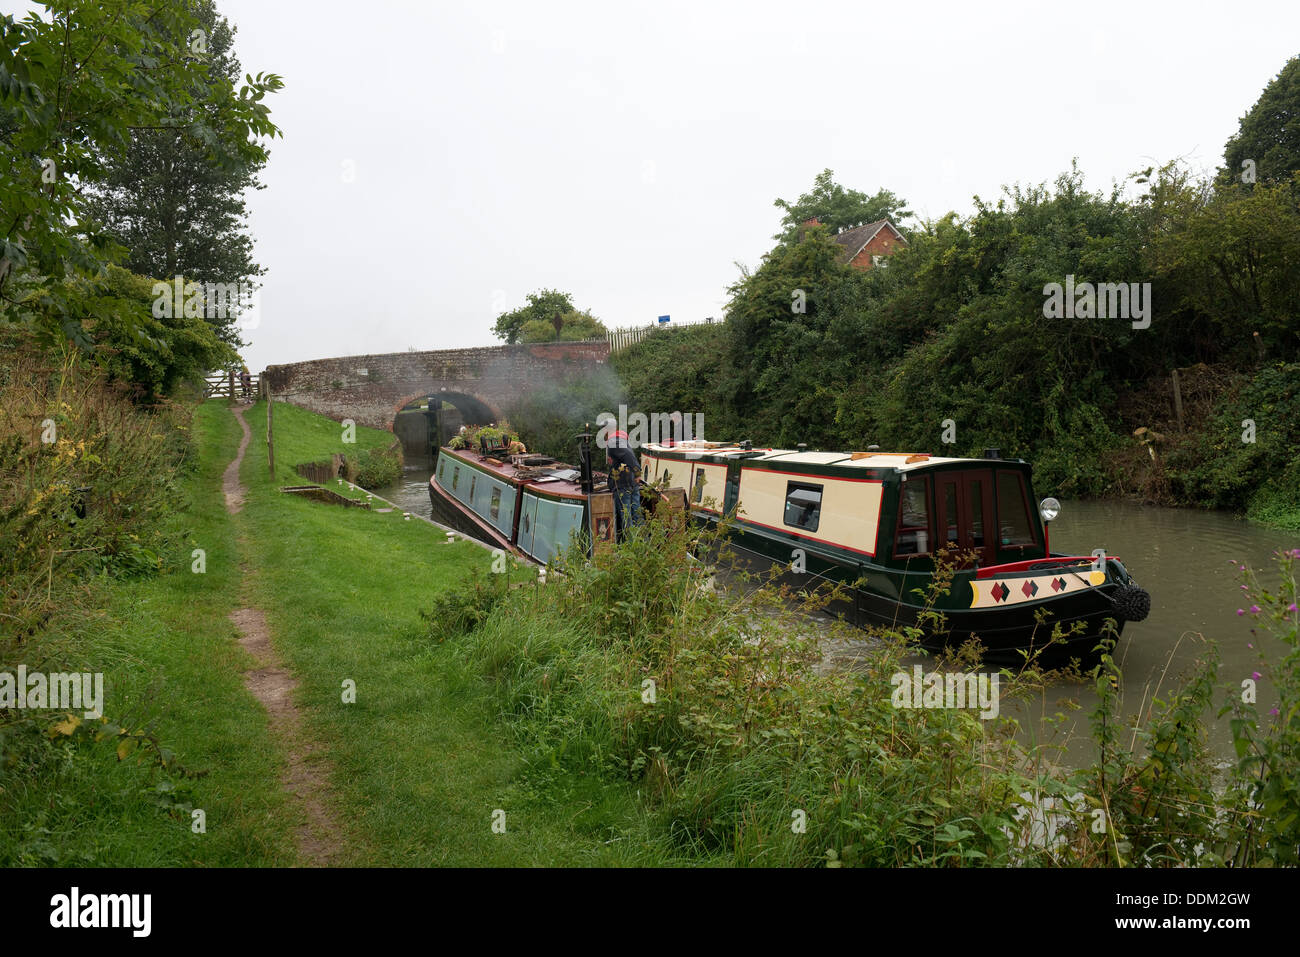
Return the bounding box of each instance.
[741,465,881,484]
[975,556,1118,579]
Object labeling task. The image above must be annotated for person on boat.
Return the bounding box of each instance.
[606,429,643,538]
[665,410,683,446]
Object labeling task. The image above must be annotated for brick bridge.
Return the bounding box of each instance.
[260,341,612,433]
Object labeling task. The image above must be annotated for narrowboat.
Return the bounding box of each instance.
[640,440,1150,663]
[427,431,621,566]
[429,432,1150,663]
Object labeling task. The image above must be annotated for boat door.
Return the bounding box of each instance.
[934,469,996,567]
[517,493,539,558]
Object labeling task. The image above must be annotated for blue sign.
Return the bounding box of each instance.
[657,315,671,324]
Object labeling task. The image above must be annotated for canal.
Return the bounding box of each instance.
[375,461,1297,765]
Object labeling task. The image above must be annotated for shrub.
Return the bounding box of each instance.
[347,443,402,489]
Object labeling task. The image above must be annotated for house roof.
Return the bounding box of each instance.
[831,219,907,263]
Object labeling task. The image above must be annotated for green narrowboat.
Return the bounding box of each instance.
[640,441,1150,663]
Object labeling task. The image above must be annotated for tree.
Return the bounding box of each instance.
[1221,56,1300,189]
[492,288,576,343]
[518,308,607,343]
[773,168,912,243]
[82,1,273,349]
[1146,172,1300,360]
[76,265,236,399]
[0,1,281,350]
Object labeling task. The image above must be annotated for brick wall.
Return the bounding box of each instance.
[850,229,904,270]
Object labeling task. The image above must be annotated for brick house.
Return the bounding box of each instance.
[802,217,908,271]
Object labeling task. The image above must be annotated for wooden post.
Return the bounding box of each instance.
[267,394,275,477]
[1171,368,1184,432]
[228,369,236,405]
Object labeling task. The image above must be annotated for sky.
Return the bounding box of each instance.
[201,0,1300,372]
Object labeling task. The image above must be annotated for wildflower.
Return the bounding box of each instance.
[1237,609,1245,616]
[1288,604,1297,613]
[1250,605,1261,614]
[1252,671,1261,680]
[1270,708,1279,717]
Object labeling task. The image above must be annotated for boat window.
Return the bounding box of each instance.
[996,471,1035,545]
[895,477,931,556]
[783,481,823,532]
[692,467,707,504]
[490,486,501,523]
[452,466,460,491]
[969,478,985,546]
[943,483,958,544]
[469,474,477,503]
[662,468,669,484]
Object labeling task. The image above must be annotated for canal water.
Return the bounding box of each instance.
[371,461,438,519]
[1012,499,1297,765]
[377,460,1297,764]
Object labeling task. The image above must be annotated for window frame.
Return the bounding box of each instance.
[692,466,707,504]
[893,475,933,558]
[782,480,824,533]
[995,469,1038,550]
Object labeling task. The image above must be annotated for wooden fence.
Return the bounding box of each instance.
[204,370,261,400]
[606,317,717,354]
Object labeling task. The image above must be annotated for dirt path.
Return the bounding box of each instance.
[224,404,345,866]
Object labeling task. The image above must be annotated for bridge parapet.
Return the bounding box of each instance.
[261,340,611,431]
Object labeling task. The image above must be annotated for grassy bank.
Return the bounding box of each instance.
[3,398,648,865]
[1,397,292,866]
[236,399,650,864]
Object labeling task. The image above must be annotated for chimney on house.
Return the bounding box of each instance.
[797,216,822,241]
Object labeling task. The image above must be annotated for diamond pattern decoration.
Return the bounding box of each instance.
[993,582,1010,603]
[1022,580,1038,598]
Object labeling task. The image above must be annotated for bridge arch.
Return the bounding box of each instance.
[391,389,503,461]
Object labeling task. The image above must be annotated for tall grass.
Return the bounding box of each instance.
[432,509,1300,866]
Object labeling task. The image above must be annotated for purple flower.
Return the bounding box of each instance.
[1289,604,1297,613]
[1237,609,1245,616]
[1248,643,1254,649]
[1241,584,1249,590]
[1252,671,1261,680]
[1270,708,1279,717]
[1251,605,1261,614]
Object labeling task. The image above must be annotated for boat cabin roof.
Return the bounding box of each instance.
[641,442,1020,475]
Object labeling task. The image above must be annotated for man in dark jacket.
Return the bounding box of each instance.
[606,429,643,538]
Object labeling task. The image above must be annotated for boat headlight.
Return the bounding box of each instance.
[1039,497,1061,523]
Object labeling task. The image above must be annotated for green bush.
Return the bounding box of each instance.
[347,443,403,489]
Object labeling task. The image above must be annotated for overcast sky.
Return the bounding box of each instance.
[208,0,1300,372]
